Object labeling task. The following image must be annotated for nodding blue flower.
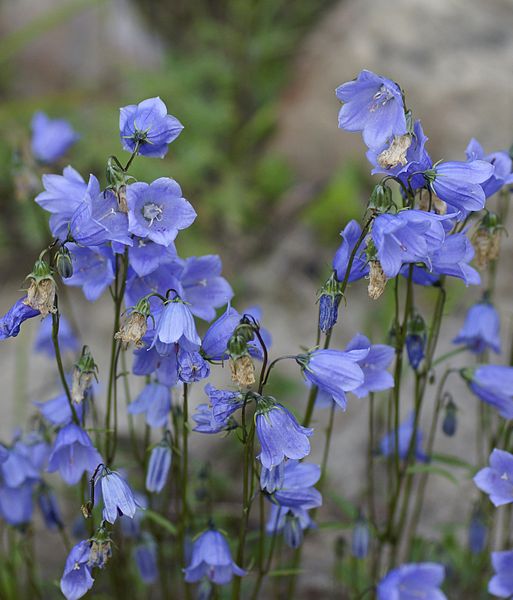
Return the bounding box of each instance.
[269,460,322,510]
[336,70,407,150]
[298,348,366,410]
[266,505,314,549]
[332,220,369,283]
[98,467,139,524]
[474,449,513,507]
[0,297,40,340]
[453,301,501,354]
[31,111,79,164]
[178,349,210,383]
[34,314,78,357]
[351,515,370,559]
[132,337,179,387]
[192,404,233,434]
[184,528,246,584]
[466,138,513,198]
[37,487,63,530]
[344,333,394,398]
[35,391,86,427]
[260,463,285,493]
[465,365,513,419]
[424,232,480,286]
[128,382,171,428]
[380,413,428,462]
[151,298,201,355]
[146,442,172,493]
[428,160,494,215]
[64,244,116,302]
[468,508,487,554]
[60,540,94,600]
[205,384,244,425]
[202,305,244,360]
[35,166,87,240]
[489,549,513,598]
[255,400,313,469]
[377,563,447,600]
[120,97,183,158]
[0,482,34,525]
[47,424,102,485]
[134,538,158,584]
[1,443,40,487]
[129,238,177,277]
[119,492,147,538]
[126,178,196,247]
[371,210,446,278]
[70,175,132,247]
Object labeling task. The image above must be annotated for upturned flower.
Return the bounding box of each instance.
[184,528,246,584]
[377,563,447,600]
[115,298,150,349]
[474,449,513,507]
[128,382,171,428]
[488,549,513,598]
[126,178,196,246]
[120,97,183,158]
[146,438,172,493]
[31,111,79,164]
[151,297,201,355]
[336,70,407,150]
[464,365,513,419]
[453,300,500,354]
[60,540,94,600]
[24,257,56,317]
[0,297,40,340]
[97,467,140,524]
[255,398,313,469]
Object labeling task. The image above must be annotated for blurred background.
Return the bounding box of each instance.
[1,0,513,596]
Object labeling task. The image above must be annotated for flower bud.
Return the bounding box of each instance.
[318,272,343,333]
[55,246,73,279]
[351,514,370,559]
[368,260,387,300]
[368,183,393,212]
[24,257,56,317]
[442,398,457,437]
[468,507,487,554]
[406,313,427,370]
[71,346,97,404]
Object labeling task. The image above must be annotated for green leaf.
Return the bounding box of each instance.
[268,569,303,577]
[406,464,459,485]
[430,453,475,473]
[143,509,177,535]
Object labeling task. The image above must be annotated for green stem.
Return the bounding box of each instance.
[180,384,192,600]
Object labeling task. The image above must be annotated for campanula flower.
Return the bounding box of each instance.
[184,528,246,584]
[178,349,210,383]
[47,424,102,485]
[260,463,285,494]
[380,413,428,462]
[489,550,513,598]
[468,508,486,554]
[1,443,40,487]
[0,297,39,340]
[466,366,513,419]
[34,314,78,357]
[297,347,366,410]
[377,562,447,600]
[205,384,244,425]
[352,515,370,559]
[37,487,63,530]
[126,178,196,246]
[128,382,171,428]
[474,449,513,507]
[332,220,369,283]
[35,166,87,239]
[98,468,139,524]
[270,460,322,510]
[255,399,313,469]
[202,306,244,360]
[132,338,179,387]
[344,333,394,398]
[453,301,500,354]
[128,238,176,277]
[442,399,457,437]
[406,314,427,370]
[64,244,116,302]
[146,442,172,493]
[60,540,94,600]
[336,70,407,150]
[466,138,513,198]
[266,505,314,549]
[120,97,183,158]
[427,233,480,286]
[0,482,34,525]
[151,298,201,355]
[31,111,79,163]
[35,391,85,426]
[134,538,158,584]
[192,404,226,433]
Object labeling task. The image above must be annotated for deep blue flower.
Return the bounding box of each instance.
[453,301,500,354]
[474,449,513,507]
[336,70,407,150]
[128,382,171,428]
[205,384,244,425]
[298,347,366,410]
[184,528,246,584]
[64,244,116,301]
[344,333,394,398]
[380,413,428,462]
[146,442,172,493]
[126,178,196,246]
[35,166,87,239]
[466,138,513,198]
[151,298,201,355]
[34,314,78,357]
[31,111,79,164]
[178,349,210,383]
[47,424,102,485]
[430,160,494,215]
[134,539,158,584]
[256,401,313,469]
[467,366,513,419]
[99,468,139,524]
[120,97,183,158]
[352,515,370,559]
[489,550,513,598]
[0,482,34,525]
[377,562,446,600]
[318,293,339,333]
[406,333,426,370]
[60,540,94,600]
[333,220,369,283]
[0,297,40,340]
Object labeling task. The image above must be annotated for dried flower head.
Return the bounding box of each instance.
[368,261,387,300]
[230,355,256,387]
[24,277,56,317]
[377,134,411,169]
[115,311,147,349]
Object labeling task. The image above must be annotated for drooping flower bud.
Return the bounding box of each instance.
[406,313,427,370]
[468,507,487,554]
[24,256,56,317]
[71,346,97,405]
[368,182,393,212]
[55,246,73,279]
[115,297,150,349]
[351,513,370,559]
[377,134,411,169]
[442,397,457,437]
[368,260,387,300]
[318,272,343,333]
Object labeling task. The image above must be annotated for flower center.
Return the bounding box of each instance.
[142,203,163,227]
[370,85,394,112]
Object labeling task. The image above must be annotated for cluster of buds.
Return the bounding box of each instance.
[472,211,503,270]
[24,254,56,317]
[228,319,256,387]
[318,272,343,333]
[71,346,97,405]
[115,297,151,349]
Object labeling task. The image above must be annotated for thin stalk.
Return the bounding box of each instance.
[180,384,192,600]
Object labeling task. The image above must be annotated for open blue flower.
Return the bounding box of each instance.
[99,468,139,524]
[269,460,322,510]
[0,482,35,525]
[489,550,513,598]
[453,301,500,354]
[146,442,172,493]
[60,540,94,600]
[31,111,79,164]
[466,138,513,198]
[64,244,116,302]
[344,333,394,398]
[128,382,171,428]
[0,297,39,340]
[151,298,201,355]
[474,449,513,507]
[377,562,446,600]
[35,391,86,427]
[466,365,513,419]
[120,97,183,158]
[205,384,244,426]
